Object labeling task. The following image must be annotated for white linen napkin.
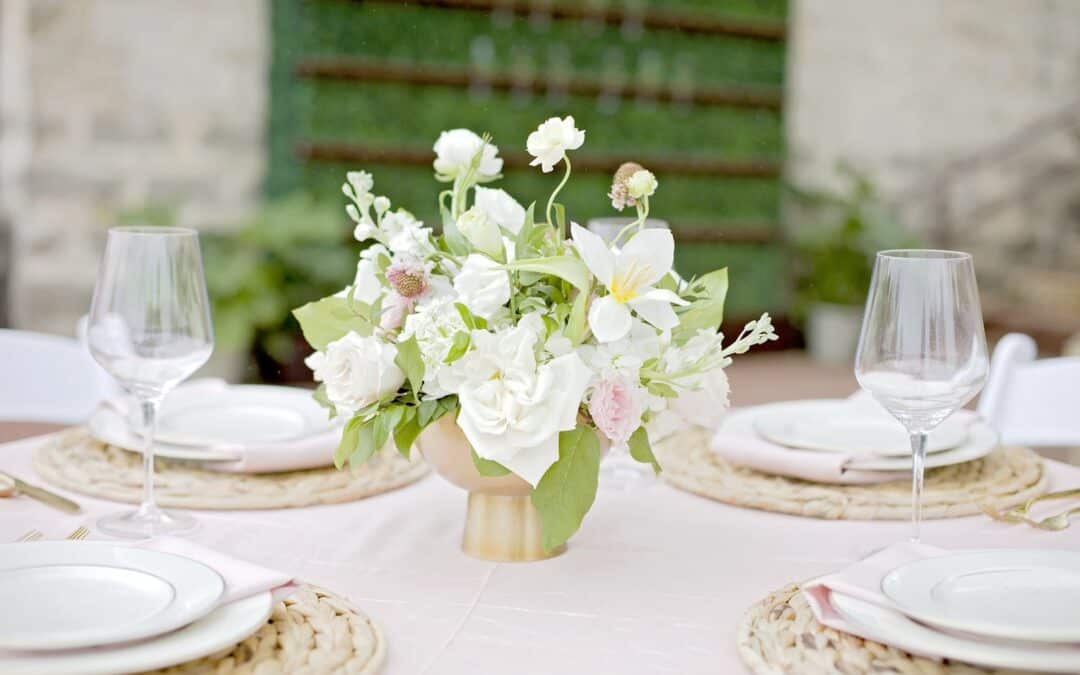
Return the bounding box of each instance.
[143,536,295,603]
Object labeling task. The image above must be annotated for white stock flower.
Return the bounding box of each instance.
[346,171,373,196]
[400,296,467,397]
[670,366,730,429]
[433,129,503,181]
[526,115,585,173]
[626,170,658,200]
[453,254,510,319]
[305,332,404,417]
[381,209,434,258]
[571,223,688,343]
[579,320,662,379]
[449,320,592,485]
[456,206,504,259]
[474,187,527,234]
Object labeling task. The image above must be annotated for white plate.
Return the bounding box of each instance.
[831,592,1080,673]
[155,384,331,446]
[0,592,273,675]
[723,403,997,472]
[752,400,968,456]
[881,549,1080,643]
[88,405,240,463]
[0,542,224,651]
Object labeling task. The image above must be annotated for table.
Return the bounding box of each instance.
[4,432,1080,674]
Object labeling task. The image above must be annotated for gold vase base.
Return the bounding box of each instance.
[461,492,565,562]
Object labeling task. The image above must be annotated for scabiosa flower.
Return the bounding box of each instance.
[608,162,644,211]
[386,260,429,299]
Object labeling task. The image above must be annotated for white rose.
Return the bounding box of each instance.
[433,129,503,181]
[306,332,405,416]
[456,206,504,259]
[626,169,657,200]
[451,323,592,486]
[670,366,730,429]
[474,187,526,234]
[526,115,585,173]
[453,254,510,319]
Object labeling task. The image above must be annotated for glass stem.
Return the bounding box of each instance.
[139,397,160,511]
[909,431,928,542]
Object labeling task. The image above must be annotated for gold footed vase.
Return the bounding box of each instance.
[416,415,564,562]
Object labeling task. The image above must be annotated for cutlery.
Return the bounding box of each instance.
[66,526,90,540]
[16,530,43,542]
[1029,505,1080,531]
[980,487,1080,524]
[0,471,81,514]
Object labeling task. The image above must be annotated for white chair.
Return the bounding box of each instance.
[977,333,1080,447]
[0,329,113,424]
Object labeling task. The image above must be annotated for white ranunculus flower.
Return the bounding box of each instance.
[670,366,731,429]
[400,296,467,397]
[626,169,658,200]
[305,332,405,417]
[449,320,592,485]
[453,254,510,319]
[456,206,504,259]
[433,129,503,182]
[571,223,689,342]
[526,115,585,173]
[474,187,526,234]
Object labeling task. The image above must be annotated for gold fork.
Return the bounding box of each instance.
[66,526,90,541]
[980,487,1080,523]
[16,529,43,542]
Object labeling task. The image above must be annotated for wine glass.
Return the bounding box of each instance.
[87,227,214,538]
[855,250,988,542]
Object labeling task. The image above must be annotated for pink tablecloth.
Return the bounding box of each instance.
[3,433,1080,675]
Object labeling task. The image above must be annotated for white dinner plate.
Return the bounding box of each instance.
[752,400,968,456]
[831,592,1080,673]
[881,549,1080,643]
[0,542,224,651]
[155,383,331,446]
[723,403,998,472]
[88,405,240,463]
[0,592,273,675]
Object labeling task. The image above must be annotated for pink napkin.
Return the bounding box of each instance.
[143,536,295,604]
[710,430,901,484]
[208,430,340,474]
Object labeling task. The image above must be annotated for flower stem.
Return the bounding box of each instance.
[545,156,572,237]
[611,197,650,248]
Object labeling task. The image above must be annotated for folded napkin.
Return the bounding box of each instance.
[710,430,901,484]
[143,536,295,604]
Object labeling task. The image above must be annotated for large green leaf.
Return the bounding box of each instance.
[392,406,420,459]
[531,426,601,552]
[674,268,728,343]
[394,336,425,404]
[507,256,591,292]
[293,296,371,351]
[627,426,661,474]
[471,448,512,476]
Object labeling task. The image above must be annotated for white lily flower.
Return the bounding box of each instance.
[571,223,688,343]
[526,115,585,173]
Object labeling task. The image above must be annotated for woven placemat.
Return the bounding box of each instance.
[148,585,385,674]
[655,427,1047,520]
[33,429,428,510]
[738,583,1023,675]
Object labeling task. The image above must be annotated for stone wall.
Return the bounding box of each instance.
[786,0,1080,314]
[0,0,268,334]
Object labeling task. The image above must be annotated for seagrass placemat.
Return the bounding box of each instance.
[655,427,1047,520]
[738,583,1019,675]
[33,429,428,510]
[147,585,385,675]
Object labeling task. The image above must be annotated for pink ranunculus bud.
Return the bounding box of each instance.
[588,375,644,447]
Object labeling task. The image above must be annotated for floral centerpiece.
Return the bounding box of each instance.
[294,116,777,556]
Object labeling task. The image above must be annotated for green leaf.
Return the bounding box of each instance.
[565,289,590,345]
[392,407,420,459]
[454,303,488,330]
[514,202,538,254]
[646,381,679,398]
[312,384,336,419]
[627,426,661,474]
[372,405,405,453]
[293,296,371,350]
[471,448,512,476]
[417,395,458,428]
[531,425,601,552]
[507,256,591,292]
[553,203,567,234]
[445,331,471,364]
[394,336,425,404]
[333,416,364,469]
[349,419,378,468]
[674,268,728,343]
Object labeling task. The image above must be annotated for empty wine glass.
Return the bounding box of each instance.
[87,227,214,538]
[855,250,988,542]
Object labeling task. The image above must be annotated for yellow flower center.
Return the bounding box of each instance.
[610,260,654,303]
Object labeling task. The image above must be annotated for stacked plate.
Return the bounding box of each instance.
[833,549,1080,672]
[88,380,341,471]
[0,541,274,674]
[727,398,998,473]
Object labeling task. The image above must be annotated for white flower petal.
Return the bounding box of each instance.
[571,223,614,287]
[618,228,674,287]
[638,287,689,306]
[589,295,633,343]
[629,296,679,331]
